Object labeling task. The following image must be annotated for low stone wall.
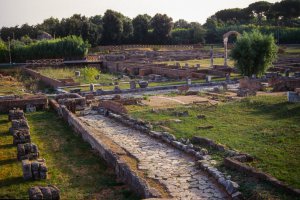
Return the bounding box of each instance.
[23,67,79,88]
[0,95,48,113]
[29,185,60,200]
[50,102,159,198]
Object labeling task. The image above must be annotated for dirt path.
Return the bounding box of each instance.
[79,114,229,200]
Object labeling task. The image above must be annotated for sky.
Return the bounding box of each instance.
[0,0,280,27]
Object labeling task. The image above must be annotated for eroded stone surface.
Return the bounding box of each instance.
[79,115,228,200]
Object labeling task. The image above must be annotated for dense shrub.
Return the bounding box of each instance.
[231,30,278,76]
[10,35,89,62]
[0,39,9,63]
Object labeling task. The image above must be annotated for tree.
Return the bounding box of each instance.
[189,22,206,44]
[215,8,250,24]
[231,30,278,76]
[37,17,60,37]
[122,17,133,43]
[132,14,150,43]
[174,19,191,29]
[246,1,273,24]
[102,10,124,44]
[151,13,173,44]
[268,0,300,20]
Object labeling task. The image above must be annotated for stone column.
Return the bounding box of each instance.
[210,45,214,67]
[224,38,228,66]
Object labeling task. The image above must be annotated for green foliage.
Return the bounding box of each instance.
[102,10,124,44]
[0,39,8,63]
[80,67,100,83]
[10,35,89,62]
[151,14,173,44]
[132,14,150,43]
[231,30,278,76]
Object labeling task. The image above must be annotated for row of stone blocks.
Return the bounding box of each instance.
[29,185,60,200]
[8,109,59,199]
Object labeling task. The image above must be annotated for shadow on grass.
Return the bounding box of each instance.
[0,177,24,187]
[0,158,17,165]
[243,100,300,122]
[0,143,14,149]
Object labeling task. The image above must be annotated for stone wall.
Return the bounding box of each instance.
[0,95,48,113]
[23,67,79,88]
[50,102,159,198]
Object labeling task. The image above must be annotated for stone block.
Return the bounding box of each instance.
[22,159,32,180]
[29,185,60,200]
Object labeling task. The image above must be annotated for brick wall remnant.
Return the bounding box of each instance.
[29,185,60,200]
[98,100,128,114]
[17,143,39,161]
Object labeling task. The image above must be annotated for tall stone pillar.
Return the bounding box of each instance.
[210,45,214,67]
[224,38,228,66]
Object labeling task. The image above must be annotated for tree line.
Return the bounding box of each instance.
[0,0,299,47]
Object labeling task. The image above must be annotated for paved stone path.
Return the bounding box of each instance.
[79,115,229,200]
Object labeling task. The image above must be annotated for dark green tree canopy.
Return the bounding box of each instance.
[231,30,278,76]
[132,14,150,43]
[151,13,173,43]
[102,10,124,44]
[174,19,191,29]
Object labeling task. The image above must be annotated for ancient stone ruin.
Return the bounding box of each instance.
[9,119,30,134]
[22,159,48,180]
[13,129,31,145]
[17,143,39,161]
[28,185,60,200]
[8,109,25,121]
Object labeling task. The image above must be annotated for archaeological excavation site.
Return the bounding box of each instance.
[1,1,300,200]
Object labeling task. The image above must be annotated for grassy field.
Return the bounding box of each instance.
[0,111,138,200]
[157,58,234,68]
[128,95,300,190]
[0,77,26,96]
[37,67,118,85]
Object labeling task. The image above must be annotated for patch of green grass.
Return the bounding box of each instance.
[37,67,118,85]
[0,111,138,200]
[129,95,300,190]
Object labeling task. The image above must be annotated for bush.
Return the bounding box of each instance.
[0,39,9,63]
[10,35,90,62]
[231,30,278,76]
[80,67,100,83]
